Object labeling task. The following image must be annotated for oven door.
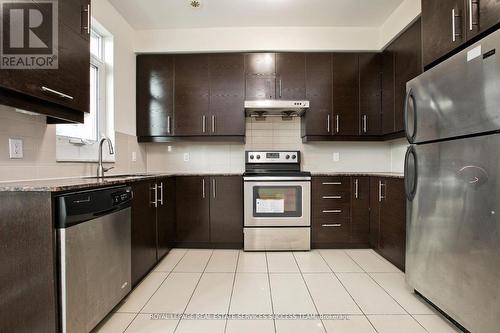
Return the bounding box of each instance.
[244,179,311,227]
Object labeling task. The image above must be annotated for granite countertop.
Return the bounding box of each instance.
[310,172,404,178]
[0,172,243,192]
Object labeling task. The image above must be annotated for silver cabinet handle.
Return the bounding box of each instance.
[151,184,158,208]
[82,4,90,35]
[378,180,385,202]
[158,182,164,206]
[335,115,340,133]
[41,86,74,100]
[167,116,171,134]
[279,78,282,98]
[452,8,462,42]
[202,178,206,199]
[468,0,473,30]
[202,115,206,133]
[327,114,331,133]
[468,0,479,31]
[211,115,216,133]
[363,115,367,133]
[354,179,359,199]
[322,195,342,199]
[322,182,342,185]
[212,178,216,198]
[322,209,342,213]
[322,224,342,227]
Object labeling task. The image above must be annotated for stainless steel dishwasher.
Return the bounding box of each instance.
[55,185,133,333]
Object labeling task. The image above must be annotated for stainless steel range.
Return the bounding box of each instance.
[243,150,311,251]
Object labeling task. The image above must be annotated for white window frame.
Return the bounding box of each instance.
[56,22,114,163]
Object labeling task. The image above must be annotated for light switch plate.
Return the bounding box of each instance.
[333,152,340,162]
[9,138,23,159]
[183,152,190,162]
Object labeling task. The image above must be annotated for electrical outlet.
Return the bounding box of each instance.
[9,138,23,159]
[183,152,190,162]
[333,152,340,162]
[167,145,172,152]
[131,151,137,162]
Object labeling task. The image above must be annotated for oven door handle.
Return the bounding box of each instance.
[243,176,311,181]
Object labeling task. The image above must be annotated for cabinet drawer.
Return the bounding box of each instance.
[313,177,351,191]
[313,204,350,219]
[314,190,350,204]
[312,218,350,243]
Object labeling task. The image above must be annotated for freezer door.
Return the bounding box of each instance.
[405,134,500,333]
[405,29,500,144]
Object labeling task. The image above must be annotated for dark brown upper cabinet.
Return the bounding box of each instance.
[174,54,210,136]
[422,0,499,68]
[332,53,359,136]
[0,0,90,123]
[245,53,276,100]
[382,18,422,134]
[276,53,306,100]
[209,54,245,136]
[136,55,174,138]
[302,53,333,136]
[359,53,382,136]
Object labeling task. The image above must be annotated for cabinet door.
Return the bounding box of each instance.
[369,177,381,249]
[174,54,210,136]
[156,177,176,259]
[359,53,382,136]
[332,53,359,136]
[209,54,245,136]
[131,181,158,286]
[303,53,333,136]
[351,177,370,245]
[466,0,500,39]
[381,51,395,135]
[379,178,406,271]
[209,176,243,246]
[276,53,306,99]
[59,0,90,39]
[176,176,210,243]
[245,53,276,100]
[422,0,465,67]
[136,55,174,137]
[393,19,422,132]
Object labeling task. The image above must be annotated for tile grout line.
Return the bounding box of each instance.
[317,250,381,333]
[172,249,215,333]
[264,252,278,333]
[120,248,190,333]
[223,250,241,333]
[291,252,328,333]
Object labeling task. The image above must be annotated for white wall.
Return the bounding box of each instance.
[379,0,421,48]
[389,138,409,173]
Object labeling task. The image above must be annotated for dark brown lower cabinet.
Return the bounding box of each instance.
[370,177,406,271]
[351,177,371,244]
[175,176,211,244]
[156,177,176,259]
[0,192,57,333]
[209,176,244,247]
[131,180,158,286]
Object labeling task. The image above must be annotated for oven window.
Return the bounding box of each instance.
[253,186,302,217]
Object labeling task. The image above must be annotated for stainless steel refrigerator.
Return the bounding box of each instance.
[404,29,500,333]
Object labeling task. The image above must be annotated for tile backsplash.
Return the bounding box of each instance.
[146,117,408,174]
[0,105,147,182]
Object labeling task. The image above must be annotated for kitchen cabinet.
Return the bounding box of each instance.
[175,176,211,243]
[0,1,90,123]
[245,53,276,100]
[382,19,422,134]
[276,53,306,100]
[131,180,159,286]
[359,54,382,136]
[156,177,176,259]
[422,0,499,67]
[174,54,210,136]
[209,176,244,247]
[332,53,359,136]
[370,177,406,271]
[136,55,174,138]
[351,176,371,245]
[0,192,57,333]
[209,54,245,136]
[302,53,333,136]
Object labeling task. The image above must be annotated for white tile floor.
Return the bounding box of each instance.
[93,249,462,333]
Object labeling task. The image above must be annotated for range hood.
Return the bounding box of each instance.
[244,100,309,118]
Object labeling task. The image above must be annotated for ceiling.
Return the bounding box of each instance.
[108,0,405,30]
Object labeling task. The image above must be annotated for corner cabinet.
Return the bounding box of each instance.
[0,0,90,123]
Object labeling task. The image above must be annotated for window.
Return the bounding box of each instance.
[56,25,114,162]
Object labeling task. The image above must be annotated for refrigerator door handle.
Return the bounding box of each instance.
[404,88,417,143]
[404,145,418,201]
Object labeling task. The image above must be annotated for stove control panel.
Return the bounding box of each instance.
[246,151,300,164]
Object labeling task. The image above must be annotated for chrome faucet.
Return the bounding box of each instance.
[97,137,115,177]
